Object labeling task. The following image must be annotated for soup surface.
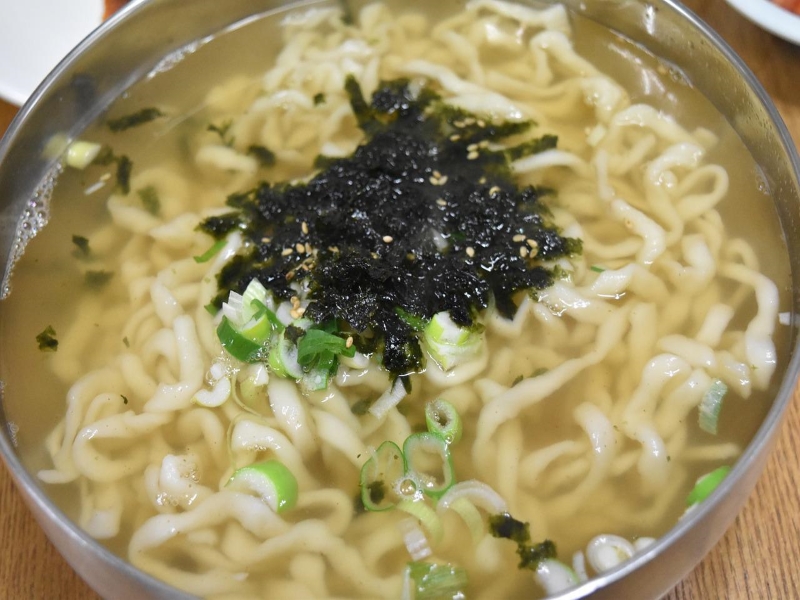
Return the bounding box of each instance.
[0,1,792,598]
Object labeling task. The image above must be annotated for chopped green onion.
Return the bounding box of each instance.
[267,329,304,378]
[297,329,355,365]
[425,399,462,445]
[535,559,579,595]
[395,307,428,332]
[397,499,444,544]
[226,459,298,513]
[449,497,484,545]
[423,311,483,371]
[241,279,269,321]
[405,561,468,600]
[686,465,731,506]
[699,379,727,434]
[66,140,102,169]
[217,316,265,363]
[590,265,606,273]
[251,299,284,333]
[194,239,227,263]
[403,432,455,499]
[359,441,406,511]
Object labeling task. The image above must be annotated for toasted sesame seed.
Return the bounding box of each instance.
[406,252,416,260]
[477,119,485,127]
[449,134,461,141]
[371,252,379,259]
[479,140,489,148]
[345,336,354,348]
[464,117,476,126]
[328,246,340,253]
[436,198,447,207]
[296,242,305,253]
[382,235,394,243]
[304,243,311,255]
[467,151,479,160]
[466,246,475,258]
[281,248,294,256]
[438,175,448,185]
[512,234,526,242]
[479,176,487,184]
[290,309,300,319]
[262,237,271,243]
[286,271,295,281]
[489,186,500,195]
[290,295,300,306]
[301,221,309,235]
[433,170,442,178]
[467,143,478,152]
[520,246,529,258]
[295,306,306,316]
[526,239,538,248]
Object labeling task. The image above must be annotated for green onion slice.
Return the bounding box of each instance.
[217,317,265,363]
[403,432,456,499]
[359,440,406,511]
[397,499,444,544]
[193,239,227,263]
[423,311,483,371]
[699,379,727,435]
[267,330,304,379]
[425,398,462,445]
[226,459,298,513]
[405,561,468,600]
[686,465,731,506]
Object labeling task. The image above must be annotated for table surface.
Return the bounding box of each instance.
[1,0,799,598]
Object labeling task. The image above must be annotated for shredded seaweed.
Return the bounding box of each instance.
[200,77,581,377]
[107,107,164,132]
[313,92,326,106]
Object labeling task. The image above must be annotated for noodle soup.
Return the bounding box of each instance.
[0,1,791,598]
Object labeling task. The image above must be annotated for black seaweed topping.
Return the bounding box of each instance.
[200,77,580,377]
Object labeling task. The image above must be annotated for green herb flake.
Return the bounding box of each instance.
[204,302,218,316]
[137,185,161,216]
[71,235,90,258]
[247,145,276,167]
[107,107,164,132]
[121,395,129,405]
[313,92,326,105]
[85,270,114,289]
[36,326,58,352]
[122,336,130,348]
[590,265,606,273]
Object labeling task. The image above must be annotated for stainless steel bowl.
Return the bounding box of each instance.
[1,1,798,598]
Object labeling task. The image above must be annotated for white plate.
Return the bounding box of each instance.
[724,0,800,45]
[0,0,104,105]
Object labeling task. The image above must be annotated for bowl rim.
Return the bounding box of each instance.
[724,0,800,46]
[0,0,799,599]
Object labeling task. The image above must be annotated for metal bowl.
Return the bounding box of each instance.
[0,1,798,598]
